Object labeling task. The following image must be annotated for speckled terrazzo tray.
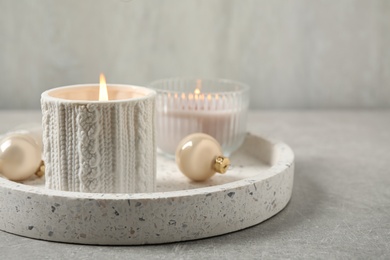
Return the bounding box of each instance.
[0,134,294,245]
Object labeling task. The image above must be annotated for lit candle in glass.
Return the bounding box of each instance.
[150,78,250,156]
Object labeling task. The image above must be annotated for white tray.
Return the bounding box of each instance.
[0,133,294,245]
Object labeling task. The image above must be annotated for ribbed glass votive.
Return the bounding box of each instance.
[149,78,250,156]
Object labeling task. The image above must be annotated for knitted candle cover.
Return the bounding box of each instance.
[41,85,156,193]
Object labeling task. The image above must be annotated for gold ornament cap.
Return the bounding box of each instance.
[35,161,45,178]
[213,156,230,174]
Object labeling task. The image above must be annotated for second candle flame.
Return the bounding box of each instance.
[99,73,109,101]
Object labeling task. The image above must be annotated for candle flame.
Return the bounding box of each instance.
[194,84,201,104]
[196,79,202,92]
[99,73,109,101]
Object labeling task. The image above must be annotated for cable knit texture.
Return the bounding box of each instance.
[41,97,156,193]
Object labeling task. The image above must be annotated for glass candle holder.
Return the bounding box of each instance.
[149,78,250,156]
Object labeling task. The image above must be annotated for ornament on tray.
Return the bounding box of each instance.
[175,133,231,181]
[0,131,45,181]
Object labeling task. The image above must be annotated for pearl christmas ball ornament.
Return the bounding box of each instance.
[175,133,230,181]
[0,134,42,181]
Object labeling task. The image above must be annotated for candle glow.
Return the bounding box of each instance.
[99,73,109,101]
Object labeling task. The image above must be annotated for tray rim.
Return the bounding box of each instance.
[0,133,295,245]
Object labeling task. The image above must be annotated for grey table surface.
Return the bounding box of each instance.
[0,110,389,260]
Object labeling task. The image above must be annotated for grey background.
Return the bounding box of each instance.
[1,0,390,109]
